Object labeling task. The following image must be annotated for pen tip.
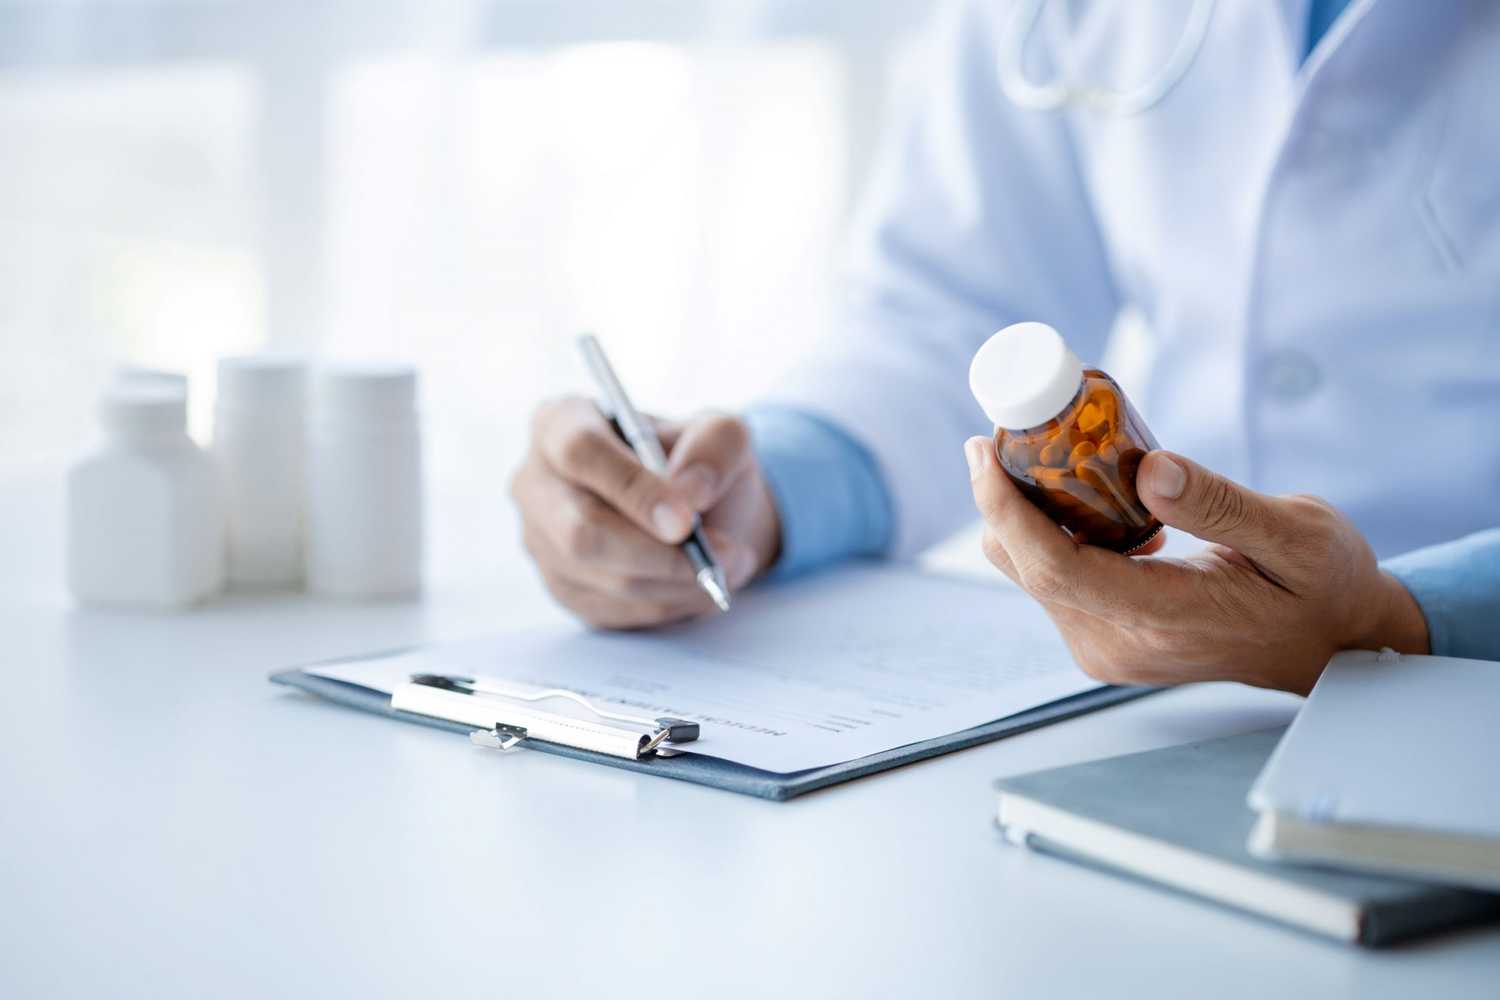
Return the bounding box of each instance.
[699,571,731,613]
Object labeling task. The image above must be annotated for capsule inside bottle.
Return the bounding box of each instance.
[994,372,1161,552]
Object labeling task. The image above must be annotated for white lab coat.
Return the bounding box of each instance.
[767,0,1498,560]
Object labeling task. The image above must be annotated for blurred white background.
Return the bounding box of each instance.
[1,0,935,585]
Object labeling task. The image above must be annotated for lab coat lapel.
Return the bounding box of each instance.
[1271,0,1312,69]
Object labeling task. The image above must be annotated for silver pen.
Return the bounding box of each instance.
[577,333,732,613]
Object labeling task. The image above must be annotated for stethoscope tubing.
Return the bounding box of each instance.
[999,0,1218,115]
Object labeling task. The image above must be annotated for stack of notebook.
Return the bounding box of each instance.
[995,650,1500,946]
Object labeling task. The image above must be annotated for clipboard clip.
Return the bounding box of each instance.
[470,723,529,753]
[467,722,674,757]
[400,673,700,761]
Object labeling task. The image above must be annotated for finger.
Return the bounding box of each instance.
[517,467,759,609]
[982,523,1120,670]
[983,524,1113,646]
[1136,452,1291,563]
[702,527,761,590]
[663,411,754,513]
[534,396,695,543]
[526,464,759,591]
[522,525,707,625]
[964,436,1176,622]
[987,524,1164,574]
[654,416,685,451]
[980,525,1019,583]
[545,571,698,630]
[518,460,697,580]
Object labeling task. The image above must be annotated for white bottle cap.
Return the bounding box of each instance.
[314,363,417,420]
[100,385,188,435]
[217,356,307,411]
[968,322,1085,430]
[114,366,189,399]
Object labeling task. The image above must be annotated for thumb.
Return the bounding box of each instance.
[1137,451,1286,555]
[663,412,754,513]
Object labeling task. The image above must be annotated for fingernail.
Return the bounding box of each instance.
[964,439,985,481]
[671,464,716,511]
[1142,453,1186,500]
[652,502,689,541]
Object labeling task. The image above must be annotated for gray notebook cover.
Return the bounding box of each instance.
[995,728,1500,945]
[270,664,1152,801]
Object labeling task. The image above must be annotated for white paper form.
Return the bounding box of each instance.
[307,564,1100,773]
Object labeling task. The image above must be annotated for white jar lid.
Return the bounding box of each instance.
[217,356,306,410]
[100,385,188,435]
[314,363,417,419]
[969,322,1084,430]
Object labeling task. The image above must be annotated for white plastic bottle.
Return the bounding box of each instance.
[305,364,423,598]
[214,356,307,587]
[67,385,226,608]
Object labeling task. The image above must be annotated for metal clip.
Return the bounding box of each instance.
[413,673,700,745]
[640,727,671,756]
[654,717,699,743]
[470,723,528,753]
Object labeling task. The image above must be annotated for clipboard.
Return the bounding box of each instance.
[271,653,1153,801]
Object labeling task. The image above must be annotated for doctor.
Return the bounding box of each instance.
[511,0,1500,693]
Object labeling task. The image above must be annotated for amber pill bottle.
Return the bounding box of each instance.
[968,322,1163,553]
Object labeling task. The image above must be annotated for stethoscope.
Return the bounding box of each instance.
[999,0,1218,115]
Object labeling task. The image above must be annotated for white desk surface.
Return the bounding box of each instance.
[3,463,1497,999]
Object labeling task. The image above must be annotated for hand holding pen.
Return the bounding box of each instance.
[508,337,781,629]
[578,334,733,611]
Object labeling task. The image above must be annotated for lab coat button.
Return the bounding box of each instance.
[1263,351,1322,401]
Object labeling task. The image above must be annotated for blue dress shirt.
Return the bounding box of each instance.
[745,407,893,579]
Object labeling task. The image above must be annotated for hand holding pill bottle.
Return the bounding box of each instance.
[969,322,1162,553]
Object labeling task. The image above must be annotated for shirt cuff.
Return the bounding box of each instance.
[745,405,895,579]
[1382,528,1500,661]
